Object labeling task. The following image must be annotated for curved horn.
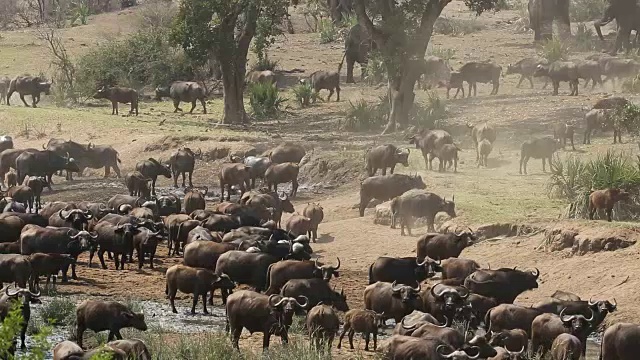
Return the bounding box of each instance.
[268,294,280,307]
[466,346,481,359]
[531,268,540,278]
[400,316,418,330]
[611,298,617,308]
[334,257,340,270]
[83,210,93,220]
[588,297,597,306]
[68,230,80,239]
[416,257,428,266]
[431,284,443,298]
[441,315,451,327]
[436,345,452,357]
[294,295,309,309]
[90,231,99,239]
[202,186,208,196]
[391,281,403,292]
[586,308,595,322]
[458,286,470,299]
[28,288,41,298]
[5,286,19,297]
[412,282,421,293]
[560,308,575,322]
[314,257,322,270]
[59,209,71,221]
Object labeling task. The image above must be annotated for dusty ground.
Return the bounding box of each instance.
[2,0,640,357]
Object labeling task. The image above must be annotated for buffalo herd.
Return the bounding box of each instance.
[0,129,632,360]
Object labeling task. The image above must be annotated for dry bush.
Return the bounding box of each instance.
[136,0,176,31]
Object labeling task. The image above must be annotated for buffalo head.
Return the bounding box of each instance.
[115,223,141,243]
[121,309,147,332]
[430,283,469,309]
[154,86,170,100]
[409,174,427,190]
[441,196,457,218]
[268,294,308,330]
[560,307,596,334]
[465,335,499,359]
[454,228,476,248]
[533,64,550,78]
[59,209,93,230]
[68,230,99,251]
[391,281,421,304]
[395,148,410,167]
[437,345,481,360]
[279,192,295,213]
[211,273,235,290]
[415,257,441,280]
[94,86,109,99]
[313,257,340,281]
[5,286,41,306]
[588,297,617,315]
[38,81,52,95]
[118,204,133,215]
[330,287,349,312]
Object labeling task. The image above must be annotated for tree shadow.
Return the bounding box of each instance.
[487,157,512,169]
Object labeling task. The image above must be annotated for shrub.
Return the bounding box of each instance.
[547,151,640,219]
[340,13,358,28]
[292,82,316,107]
[364,50,387,85]
[302,0,328,32]
[622,74,640,94]
[40,296,76,326]
[75,29,194,97]
[429,46,456,61]
[249,82,287,119]
[411,91,448,129]
[136,0,177,31]
[614,102,640,136]
[343,99,385,131]
[69,0,90,26]
[318,18,338,43]
[570,0,607,22]
[252,56,279,72]
[434,17,484,36]
[539,38,570,62]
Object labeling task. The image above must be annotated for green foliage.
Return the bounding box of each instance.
[429,46,456,61]
[572,23,594,51]
[69,0,90,26]
[318,18,338,43]
[75,29,194,96]
[340,14,358,28]
[494,0,514,10]
[434,17,485,36]
[539,38,570,62]
[614,102,640,136]
[252,17,282,66]
[343,99,385,131]
[411,91,448,129]
[622,74,640,94]
[364,51,387,85]
[252,56,279,72]
[0,302,51,360]
[548,151,640,219]
[40,296,76,326]
[292,82,317,107]
[248,82,287,119]
[570,0,607,22]
[301,0,329,32]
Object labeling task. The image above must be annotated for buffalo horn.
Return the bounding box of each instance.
[586,308,595,322]
[83,210,93,220]
[314,257,322,270]
[68,230,80,239]
[28,288,41,298]
[531,268,540,278]
[510,345,526,356]
[89,231,99,239]
[611,298,617,308]
[458,286,470,299]
[5,286,20,297]
[436,345,452,356]
[412,282,421,293]
[333,257,340,270]
[416,257,428,267]
[465,346,481,359]
[202,186,209,196]
[268,294,283,308]
[150,230,162,237]
[560,308,575,322]
[294,295,309,309]
[430,283,442,298]
[59,209,71,221]
[400,316,417,330]
[391,281,403,292]
[588,297,597,306]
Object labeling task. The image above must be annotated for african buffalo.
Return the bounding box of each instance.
[464,268,540,304]
[155,81,207,114]
[7,76,51,108]
[390,190,456,234]
[365,144,410,176]
[359,174,426,217]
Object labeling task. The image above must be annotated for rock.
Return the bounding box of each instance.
[373,201,392,225]
[544,226,637,255]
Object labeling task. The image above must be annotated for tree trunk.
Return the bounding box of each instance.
[220,53,248,124]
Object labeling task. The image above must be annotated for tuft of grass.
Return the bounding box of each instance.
[570,0,608,22]
[548,151,640,220]
[411,91,448,129]
[622,74,640,94]
[39,296,76,326]
[343,99,385,132]
[539,38,570,62]
[318,18,338,44]
[252,56,279,72]
[248,82,287,119]
[434,17,485,36]
[572,23,595,51]
[340,13,358,29]
[292,82,317,107]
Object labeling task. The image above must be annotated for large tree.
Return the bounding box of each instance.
[354,0,499,134]
[171,0,288,124]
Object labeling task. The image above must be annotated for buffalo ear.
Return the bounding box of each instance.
[333,271,340,277]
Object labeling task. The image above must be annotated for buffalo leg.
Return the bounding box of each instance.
[527,76,534,88]
[381,167,386,175]
[262,333,271,349]
[200,99,207,114]
[219,181,225,202]
[337,327,348,349]
[114,330,123,340]
[169,287,178,313]
[517,75,524,88]
[231,327,241,349]
[364,333,370,351]
[77,325,86,348]
[552,81,559,95]
[188,171,193,187]
[72,258,79,279]
[359,196,370,217]
[327,89,334,101]
[606,208,613,222]
[542,158,546,172]
[291,179,298,197]
[589,205,596,220]
[114,253,122,270]
[189,101,196,114]
[467,82,472,98]
[191,293,198,314]
[202,293,208,314]
[390,164,396,174]
[173,100,182,112]
[348,329,355,349]
[97,250,108,270]
[138,249,144,269]
[335,86,340,101]
[473,83,477,96]
[19,94,29,107]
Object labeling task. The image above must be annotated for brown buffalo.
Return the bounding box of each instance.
[169,147,200,188]
[264,163,299,197]
[530,309,596,357]
[365,144,410,176]
[267,143,306,164]
[519,137,562,174]
[306,304,340,350]
[600,322,640,360]
[364,281,421,324]
[302,203,323,242]
[264,258,340,295]
[165,264,234,314]
[359,174,426,217]
[219,163,251,201]
[94,86,138,116]
[7,76,51,108]
[76,299,147,348]
[553,122,576,150]
[589,188,630,221]
[337,309,383,351]
[184,187,207,214]
[390,190,457,234]
[408,129,454,170]
[534,61,579,96]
